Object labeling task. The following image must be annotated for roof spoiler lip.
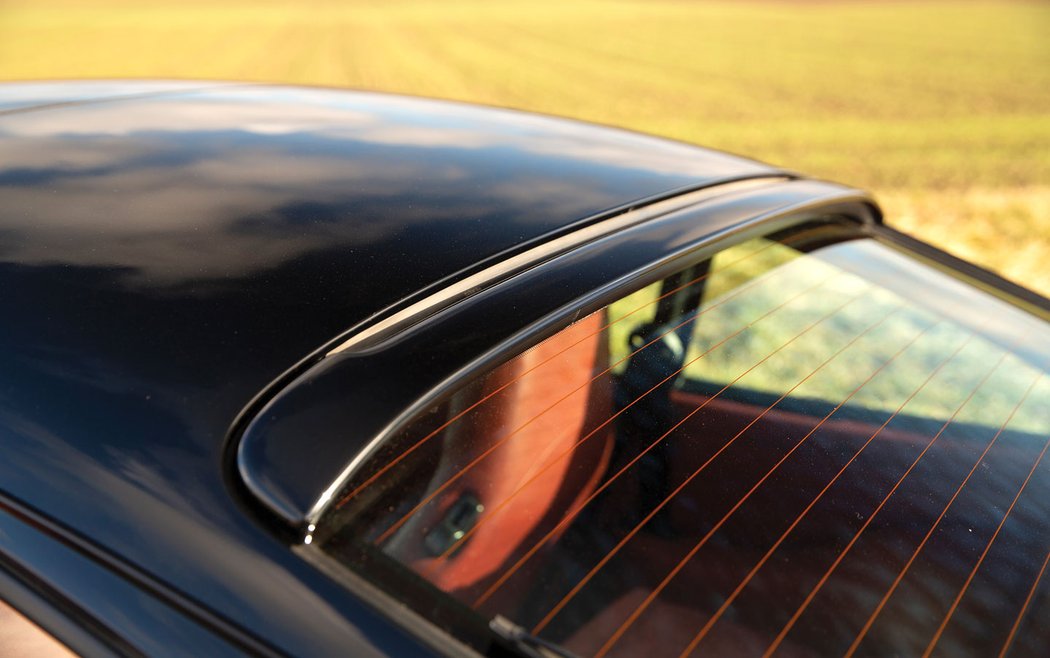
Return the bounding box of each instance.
[225,178,879,529]
[298,184,878,529]
[222,175,808,451]
[326,176,795,356]
[221,175,805,501]
[306,174,803,359]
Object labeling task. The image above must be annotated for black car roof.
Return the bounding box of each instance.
[0,81,803,654]
[0,80,788,513]
[0,81,782,305]
[0,82,789,447]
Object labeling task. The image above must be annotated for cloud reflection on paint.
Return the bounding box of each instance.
[0,84,773,285]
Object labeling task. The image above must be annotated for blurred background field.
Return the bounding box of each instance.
[1,0,1047,295]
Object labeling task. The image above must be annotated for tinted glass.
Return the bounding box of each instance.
[316,225,1050,658]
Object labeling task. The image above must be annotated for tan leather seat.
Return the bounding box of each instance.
[390,311,615,603]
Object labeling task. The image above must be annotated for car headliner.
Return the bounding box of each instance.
[0,81,788,654]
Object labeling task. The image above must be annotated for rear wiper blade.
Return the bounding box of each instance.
[489,615,580,658]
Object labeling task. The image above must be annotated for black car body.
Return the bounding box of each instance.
[0,82,1047,658]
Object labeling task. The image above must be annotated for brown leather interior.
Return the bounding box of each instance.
[557,389,1047,656]
[390,312,614,600]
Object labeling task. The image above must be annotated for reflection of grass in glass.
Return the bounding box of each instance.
[700,239,801,303]
[606,283,660,376]
[684,248,1049,435]
[605,238,782,376]
[605,232,1048,436]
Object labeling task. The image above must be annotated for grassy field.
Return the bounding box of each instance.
[1,0,1048,295]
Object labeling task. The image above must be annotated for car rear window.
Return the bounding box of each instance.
[314,224,1050,657]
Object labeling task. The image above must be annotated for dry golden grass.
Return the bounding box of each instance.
[881,186,1050,290]
[1,0,1047,295]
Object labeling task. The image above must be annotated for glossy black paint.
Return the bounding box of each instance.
[0,495,248,658]
[0,81,784,656]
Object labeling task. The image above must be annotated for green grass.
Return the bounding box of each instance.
[1,0,1048,294]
